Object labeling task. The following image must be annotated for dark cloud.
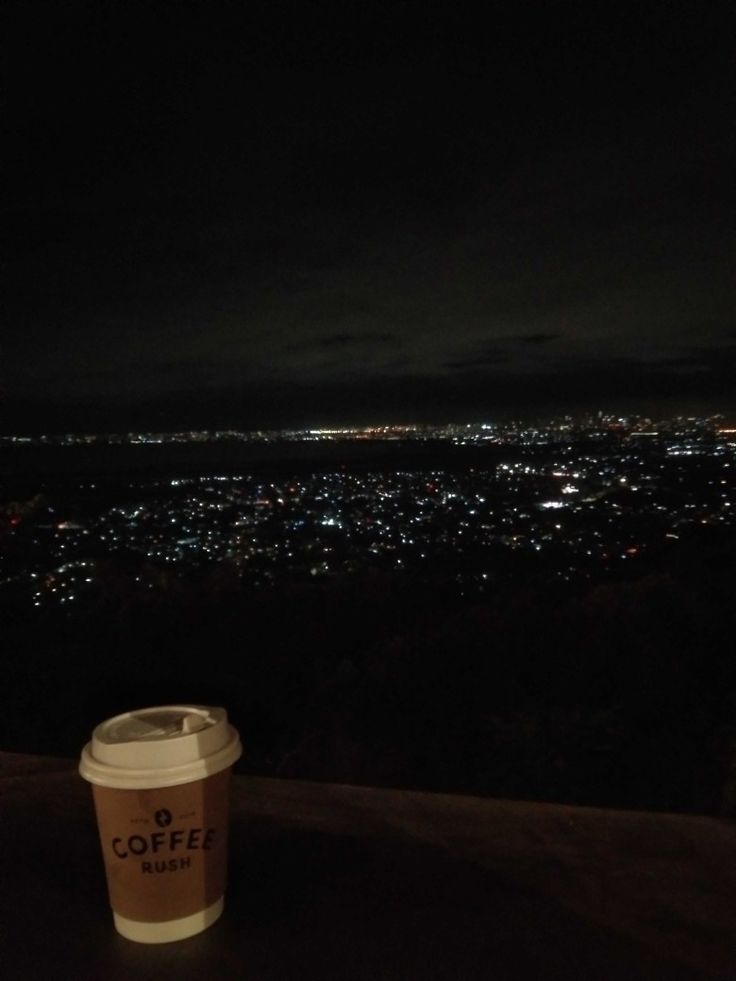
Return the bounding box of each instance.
[74,359,221,383]
[442,334,561,371]
[444,351,510,371]
[309,332,397,350]
[635,356,712,373]
[636,344,736,371]
[518,334,561,346]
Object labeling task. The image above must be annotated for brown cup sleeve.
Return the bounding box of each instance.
[91,768,231,922]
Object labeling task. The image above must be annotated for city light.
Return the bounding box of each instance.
[2,412,733,607]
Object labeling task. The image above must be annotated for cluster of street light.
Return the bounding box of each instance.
[3,419,733,609]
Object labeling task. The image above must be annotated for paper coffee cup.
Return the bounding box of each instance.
[79,705,242,943]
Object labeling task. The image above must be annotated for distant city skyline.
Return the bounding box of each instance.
[3,409,735,443]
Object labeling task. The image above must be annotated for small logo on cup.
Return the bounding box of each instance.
[154,808,172,828]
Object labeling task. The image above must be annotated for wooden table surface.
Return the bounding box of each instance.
[1,752,734,980]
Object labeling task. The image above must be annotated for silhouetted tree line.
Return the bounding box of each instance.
[2,525,735,815]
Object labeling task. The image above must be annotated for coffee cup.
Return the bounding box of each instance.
[80,705,242,943]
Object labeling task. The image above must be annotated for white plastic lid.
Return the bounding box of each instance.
[79,705,242,789]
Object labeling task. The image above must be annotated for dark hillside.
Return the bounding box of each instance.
[2,526,735,814]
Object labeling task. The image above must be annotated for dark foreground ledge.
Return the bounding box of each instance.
[2,752,735,980]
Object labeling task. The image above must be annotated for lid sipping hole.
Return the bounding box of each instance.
[180,712,210,734]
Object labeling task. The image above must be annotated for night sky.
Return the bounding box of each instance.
[4,1,735,432]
